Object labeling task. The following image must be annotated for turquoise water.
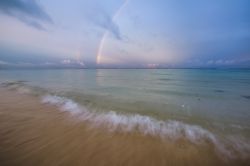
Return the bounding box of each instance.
[1,69,250,123]
[1,69,250,158]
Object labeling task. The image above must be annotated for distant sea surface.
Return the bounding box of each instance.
[0,69,250,165]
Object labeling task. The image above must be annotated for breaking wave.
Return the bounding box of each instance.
[41,95,250,160]
[41,95,217,142]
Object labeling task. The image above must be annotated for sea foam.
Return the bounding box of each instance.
[41,94,250,159]
[41,95,214,141]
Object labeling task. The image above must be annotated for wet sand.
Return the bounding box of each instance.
[0,88,248,166]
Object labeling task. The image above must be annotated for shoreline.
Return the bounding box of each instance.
[0,87,249,166]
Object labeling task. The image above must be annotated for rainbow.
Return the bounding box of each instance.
[96,0,130,65]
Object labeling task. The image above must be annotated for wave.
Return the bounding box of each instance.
[41,95,216,141]
[41,95,250,160]
[1,81,32,94]
[1,81,47,96]
[2,81,250,160]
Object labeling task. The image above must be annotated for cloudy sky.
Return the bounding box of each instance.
[0,0,249,68]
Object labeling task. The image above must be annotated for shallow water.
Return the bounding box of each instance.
[0,69,250,165]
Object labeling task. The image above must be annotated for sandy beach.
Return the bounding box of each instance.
[0,87,249,166]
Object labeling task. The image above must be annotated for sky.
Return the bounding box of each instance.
[0,0,249,68]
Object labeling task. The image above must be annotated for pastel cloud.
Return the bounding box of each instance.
[0,0,53,30]
[0,0,249,68]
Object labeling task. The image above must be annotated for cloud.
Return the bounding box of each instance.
[0,60,36,68]
[187,58,250,67]
[61,59,85,67]
[61,59,71,65]
[0,59,86,69]
[95,9,121,40]
[0,0,53,30]
[85,4,122,40]
[0,60,10,65]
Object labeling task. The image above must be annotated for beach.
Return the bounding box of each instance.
[0,88,248,166]
[0,0,249,164]
[0,69,250,166]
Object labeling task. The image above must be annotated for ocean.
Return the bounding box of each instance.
[0,69,250,165]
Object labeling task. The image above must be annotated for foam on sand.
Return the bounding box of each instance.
[41,95,250,160]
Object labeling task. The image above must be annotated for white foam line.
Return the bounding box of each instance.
[41,95,250,160]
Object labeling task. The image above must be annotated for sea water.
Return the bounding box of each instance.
[0,69,250,161]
